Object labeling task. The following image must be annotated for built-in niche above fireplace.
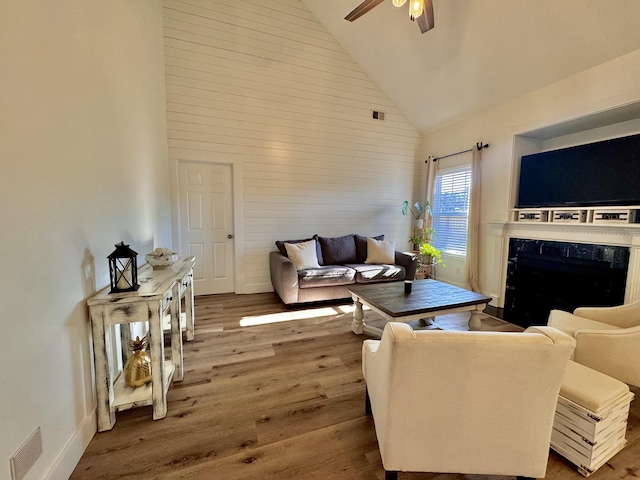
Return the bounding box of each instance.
[504,238,629,328]
[516,133,640,209]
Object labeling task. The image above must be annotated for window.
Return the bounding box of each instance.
[432,165,471,256]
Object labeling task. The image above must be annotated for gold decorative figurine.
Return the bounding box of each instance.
[124,335,152,387]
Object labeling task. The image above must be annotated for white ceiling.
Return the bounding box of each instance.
[302,0,640,133]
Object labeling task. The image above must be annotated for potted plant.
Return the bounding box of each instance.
[408,228,437,251]
[409,235,424,251]
[418,242,445,267]
[402,200,431,228]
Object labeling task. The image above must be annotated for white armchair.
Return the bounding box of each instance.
[547,300,640,387]
[362,322,575,480]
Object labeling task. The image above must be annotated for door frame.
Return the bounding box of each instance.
[169,157,246,294]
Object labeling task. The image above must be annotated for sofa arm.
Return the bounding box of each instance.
[395,251,418,280]
[269,251,299,305]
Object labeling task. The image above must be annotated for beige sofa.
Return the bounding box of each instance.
[270,234,417,306]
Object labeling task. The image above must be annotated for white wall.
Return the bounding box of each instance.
[0,2,170,479]
[163,0,424,294]
[424,48,640,302]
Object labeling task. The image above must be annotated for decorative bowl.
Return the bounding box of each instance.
[145,252,179,269]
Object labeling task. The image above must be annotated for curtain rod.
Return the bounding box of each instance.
[425,142,489,163]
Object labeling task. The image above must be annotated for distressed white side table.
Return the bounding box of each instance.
[87,256,195,431]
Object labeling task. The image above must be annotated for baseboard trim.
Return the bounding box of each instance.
[44,407,96,480]
[244,283,273,294]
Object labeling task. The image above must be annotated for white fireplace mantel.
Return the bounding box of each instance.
[488,222,640,308]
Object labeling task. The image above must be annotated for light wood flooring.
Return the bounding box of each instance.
[71,292,640,480]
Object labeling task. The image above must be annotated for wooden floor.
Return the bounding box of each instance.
[71,293,640,480]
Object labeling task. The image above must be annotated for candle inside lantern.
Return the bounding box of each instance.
[117,267,132,289]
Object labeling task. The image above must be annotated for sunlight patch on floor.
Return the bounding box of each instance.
[239,303,358,327]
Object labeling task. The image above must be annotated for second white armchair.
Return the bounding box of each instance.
[547,300,640,387]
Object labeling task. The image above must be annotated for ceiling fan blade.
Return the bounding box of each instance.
[345,0,385,21]
[416,0,435,33]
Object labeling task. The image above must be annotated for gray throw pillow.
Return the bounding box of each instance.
[318,234,357,265]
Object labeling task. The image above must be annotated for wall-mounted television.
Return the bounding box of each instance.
[516,133,640,208]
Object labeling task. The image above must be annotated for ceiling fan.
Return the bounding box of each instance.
[345,0,435,34]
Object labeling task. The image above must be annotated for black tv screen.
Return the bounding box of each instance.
[516,133,640,208]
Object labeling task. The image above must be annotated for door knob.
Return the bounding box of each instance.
[227,234,233,239]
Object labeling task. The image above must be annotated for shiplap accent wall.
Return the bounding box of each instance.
[163,0,423,293]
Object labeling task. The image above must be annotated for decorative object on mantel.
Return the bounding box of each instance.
[123,336,152,388]
[108,242,139,293]
[145,247,179,269]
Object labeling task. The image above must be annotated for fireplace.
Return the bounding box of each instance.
[504,239,629,328]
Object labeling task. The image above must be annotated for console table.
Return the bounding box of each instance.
[87,256,195,431]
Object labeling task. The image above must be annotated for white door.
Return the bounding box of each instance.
[178,162,235,295]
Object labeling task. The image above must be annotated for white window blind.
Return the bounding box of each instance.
[432,165,471,256]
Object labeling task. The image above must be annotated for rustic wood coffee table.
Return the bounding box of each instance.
[349,279,492,336]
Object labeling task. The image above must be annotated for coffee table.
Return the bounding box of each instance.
[349,279,492,336]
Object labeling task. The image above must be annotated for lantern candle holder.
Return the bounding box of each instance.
[108,241,140,293]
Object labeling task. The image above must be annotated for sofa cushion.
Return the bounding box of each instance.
[298,266,356,288]
[318,234,357,265]
[354,234,384,263]
[276,236,324,265]
[365,237,396,264]
[284,239,320,270]
[347,264,405,283]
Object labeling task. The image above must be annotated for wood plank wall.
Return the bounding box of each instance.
[163,0,423,293]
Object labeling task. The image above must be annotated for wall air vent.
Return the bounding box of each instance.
[372,110,385,120]
[10,427,42,480]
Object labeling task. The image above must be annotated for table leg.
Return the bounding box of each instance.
[91,307,116,432]
[468,304,486,331]
[185,271,195,341]
[148,306,167,420]
[120,322,132,366]
[171,282,183,382]
[351,296,365,334]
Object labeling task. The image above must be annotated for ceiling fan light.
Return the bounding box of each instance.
[409,0,423,20]
[392,0,407,7]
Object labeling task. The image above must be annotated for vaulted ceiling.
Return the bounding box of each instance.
[302,0,640,133]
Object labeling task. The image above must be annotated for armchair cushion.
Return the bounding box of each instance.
[560,360,629,413]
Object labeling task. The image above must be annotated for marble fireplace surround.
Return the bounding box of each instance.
[490,221,640,311]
